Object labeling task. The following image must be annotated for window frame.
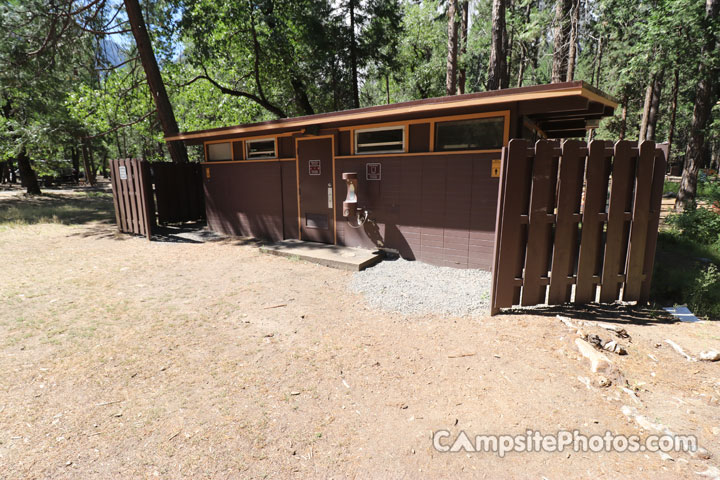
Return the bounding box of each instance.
[245,137,277,160]
[205,141,233,162]
[353,125,406,155]
[432,115,506,152]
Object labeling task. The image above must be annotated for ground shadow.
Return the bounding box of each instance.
[499,303,677,326]
[0,191,114,226]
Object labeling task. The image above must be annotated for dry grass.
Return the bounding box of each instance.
[1,188,718,478]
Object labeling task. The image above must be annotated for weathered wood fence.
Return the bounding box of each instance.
[490,139,668,314]
[109,158,205,240]
[151,162,204,224]
[110,158,155,240]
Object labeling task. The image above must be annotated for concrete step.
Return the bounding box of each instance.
[259,239,382,271]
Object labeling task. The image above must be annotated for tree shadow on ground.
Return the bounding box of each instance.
[0,191,114,226]
[500,303,676,326]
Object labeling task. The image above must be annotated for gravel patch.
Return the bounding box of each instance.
[349,258,492,317]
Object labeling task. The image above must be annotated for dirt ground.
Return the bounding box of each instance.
[1,187,719,479]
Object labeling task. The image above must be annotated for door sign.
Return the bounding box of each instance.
[309,160,321,176]
[366,163,381,181]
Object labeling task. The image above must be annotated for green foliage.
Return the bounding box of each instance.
[663,180,680,195]
[666,206,720,245]
[651,232,720,319]
[687,264,720,319]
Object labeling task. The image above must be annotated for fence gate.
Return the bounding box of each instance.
[109,159,205,240]
[110,158,155,240]
[490,139,668,314]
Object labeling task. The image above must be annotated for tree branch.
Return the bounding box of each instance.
[189,67,287,118]
[83,109,156,139]
[95,56,139,71]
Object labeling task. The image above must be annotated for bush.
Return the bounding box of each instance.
[666,206,720,245]
[687,264,720,319]
[698,180,720,205]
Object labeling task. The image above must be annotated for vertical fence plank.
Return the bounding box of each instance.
[600,141,637,303]
[144,161,156,231]
[109,160,122,231]
[521,140,560,306]
[491,139,533,311]
[575,141,613,303]
[131,158,146,236]
[548,140,587,305]
[118,159,132,233]
[639,144,669,303]
[128,159,142,234]
[138,160,154,240]
[623,141,656,300]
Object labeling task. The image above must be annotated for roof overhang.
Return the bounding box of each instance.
[166,81,617,144]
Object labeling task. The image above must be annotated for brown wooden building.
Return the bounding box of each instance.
[166,81,617,270]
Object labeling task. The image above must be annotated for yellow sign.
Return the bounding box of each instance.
[491,159,501,178]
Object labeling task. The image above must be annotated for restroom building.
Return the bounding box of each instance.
[165,81,617,269]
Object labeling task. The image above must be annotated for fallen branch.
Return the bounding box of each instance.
[665,339,696,362]
[448,353,476,358]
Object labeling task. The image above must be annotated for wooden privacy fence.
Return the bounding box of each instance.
[490,139,668,314]
[151,162,204,224]
[109,158,205,240]
[110,158,155,240]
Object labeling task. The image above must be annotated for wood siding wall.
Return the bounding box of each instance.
[335,153,498,269]
[203,162,298,240]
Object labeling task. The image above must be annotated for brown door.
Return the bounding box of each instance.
[297,137,335,243]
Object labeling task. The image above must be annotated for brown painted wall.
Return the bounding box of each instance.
[335,153,499,269]
[203,162,297,241]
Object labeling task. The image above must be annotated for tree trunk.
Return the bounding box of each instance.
[487,0,507,90]
[385,74,391,104]
[667,69,679,164]
[17,147,41,195]
[101,153,108,178]
[349,0,360,108]
[646,70,664,141]
[619,93,628,140]
[516,1,532,87]
[290,76,315,115]
[6,158,15,183]
[639,77,654,141]
[446,0,459,95]
[565,0,580,81]
[551,0,572,83]
[124,0,188,164]
[500,0,510,88]
[516,52,526,87]
[505,0,514,88]
[81,141,97,186]
[71,146,80,183]
[457,0,469,94]
[594,36,604,87]
[676,0,720,211]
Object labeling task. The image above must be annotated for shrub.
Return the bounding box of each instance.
[666,206,720,245]
[687,264,720,319]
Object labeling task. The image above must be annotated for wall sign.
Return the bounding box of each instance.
[366,163,381,181]
[118,165,128,180]
[309,159,321,176]
[491,159,501,178]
